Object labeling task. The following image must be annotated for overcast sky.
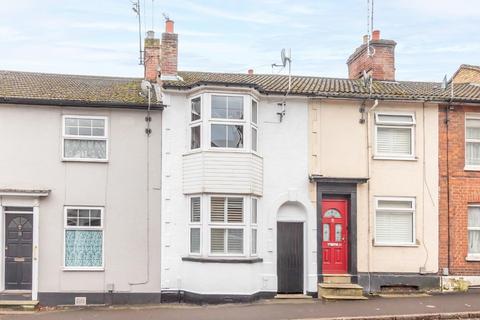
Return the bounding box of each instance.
[1,0,479,81]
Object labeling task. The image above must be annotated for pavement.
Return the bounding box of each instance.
[3,291,480,320]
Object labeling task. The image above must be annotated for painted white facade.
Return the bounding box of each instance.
[0,103,162,304]
[161,88,317,295]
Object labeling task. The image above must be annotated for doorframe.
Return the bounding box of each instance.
[0,194,44,301]
[316,182,358,282]
[276,219,307,294]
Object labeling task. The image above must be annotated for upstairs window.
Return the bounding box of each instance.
[251,100,258,152]
[466,116,480,168]
[190,97,202,150]
[375,113,415,159]
[210,95,244,149]
[63,116,108,161]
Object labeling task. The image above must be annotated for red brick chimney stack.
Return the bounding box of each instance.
[144,30,160,82]
[160,19,178,80]
[346,30,397,81]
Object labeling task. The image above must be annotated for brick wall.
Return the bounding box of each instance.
[439,104,480,275]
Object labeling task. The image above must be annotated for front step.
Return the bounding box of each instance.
[274,294,312,299]
[0,300,39,311]
[318,283,366,300]
[323,274,352,284]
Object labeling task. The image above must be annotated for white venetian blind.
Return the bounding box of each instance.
[227,229,243,253]
[376,199,414,244]
[211,197,225,222]
[190,228,200,253]
[190,197,201,222]
[227,198,243,223]
[211,228,225,253]
[377,127,411,155]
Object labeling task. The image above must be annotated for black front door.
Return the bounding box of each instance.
[5,214,33,290]
[277,222,303,293]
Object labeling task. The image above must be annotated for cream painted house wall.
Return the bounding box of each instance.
[308,99,439,274]
[0,104,162,301]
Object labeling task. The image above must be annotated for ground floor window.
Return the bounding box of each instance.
[375,197,415,245]
[64,207,104,269]
[188,194,259,257]
[468,206,480,257]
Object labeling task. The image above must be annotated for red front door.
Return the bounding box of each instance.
[322,199,348,274]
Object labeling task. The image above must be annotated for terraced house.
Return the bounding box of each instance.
[2,19,480,307]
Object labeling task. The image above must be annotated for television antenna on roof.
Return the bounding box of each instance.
[132,0,144,65]
[271,48,292,122]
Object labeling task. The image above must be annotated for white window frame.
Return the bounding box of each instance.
[251,198,258,256]
[465,114,480,171]
[374,112,415,160]
[208,195,246,257]
[189,196,202,255]
[374,197,416,246]
[63,206,104,271]
[62,115,109,162]
[467,204,480,260]
[209,93,246,151]
[251,99,258,153]
[189,96,202,151]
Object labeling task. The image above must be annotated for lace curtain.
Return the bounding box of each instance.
[65,230,103,267]
[469,207,480,254]
[64,139,106,159]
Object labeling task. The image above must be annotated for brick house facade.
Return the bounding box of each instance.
[439,103,480,276]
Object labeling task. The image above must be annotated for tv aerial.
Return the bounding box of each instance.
[271,48,293,122]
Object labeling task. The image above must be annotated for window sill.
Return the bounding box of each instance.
[464,166,480,172]
[182,256,263,264]
[466,255,480,261]
[373,156,417,161]
[62,267,105,272]
[62,159,109,163]
[373,243,418,247]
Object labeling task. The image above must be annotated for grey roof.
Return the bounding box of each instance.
[163,71,480,102]
[0,70,160,109]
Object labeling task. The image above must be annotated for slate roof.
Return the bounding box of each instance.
[163,71,480,103]
[0,70,159,109]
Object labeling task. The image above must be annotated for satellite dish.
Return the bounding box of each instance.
[141,80,152,96]
[280,48,291,67]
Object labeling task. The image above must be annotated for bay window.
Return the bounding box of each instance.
[375,113,415,159]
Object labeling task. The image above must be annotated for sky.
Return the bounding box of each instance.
[0,0,479,82]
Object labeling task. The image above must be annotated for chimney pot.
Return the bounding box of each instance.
[146,30,155,39]
[372,30,380,40]
[363,35,369,44]
[248,69,254,75]
[165,19,174,33]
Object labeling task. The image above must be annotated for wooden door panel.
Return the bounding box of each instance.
[277,222,303,293]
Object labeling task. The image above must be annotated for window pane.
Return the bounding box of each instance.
[251,229,257,255]
[211,228,225,253]
[65,118,78,127]
[377,114,414,124]
[227,125,243,148]
[335,224,342,242]
[376,212,413,244]
[227,229,243,254]
[211,124,227,148]
[227,197,243,223]
[64,139,107,159]
[79,119,92,127]
[190,228,201,253]
[65,230,103,267]
[466,142,480,166]
[191,97,201,121]
[251,100,258,124]
[324,209,341,218]
[251,199,258,224]
[378,200,413,210]
[377,127,411,155]
[92,128,105,137]
[323,224,330,242]
[191,197,201,222]
[92,119,105,128]
[467,119,480,140]
[227,96,244,119]
[252,127,257,151]
[469,230,480,254]
[211,197,225,222]
[469,207,480,228]
[79,127,92,136]
[211,96,227,118]
[191,126,201,149]
[66,126,79,135]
